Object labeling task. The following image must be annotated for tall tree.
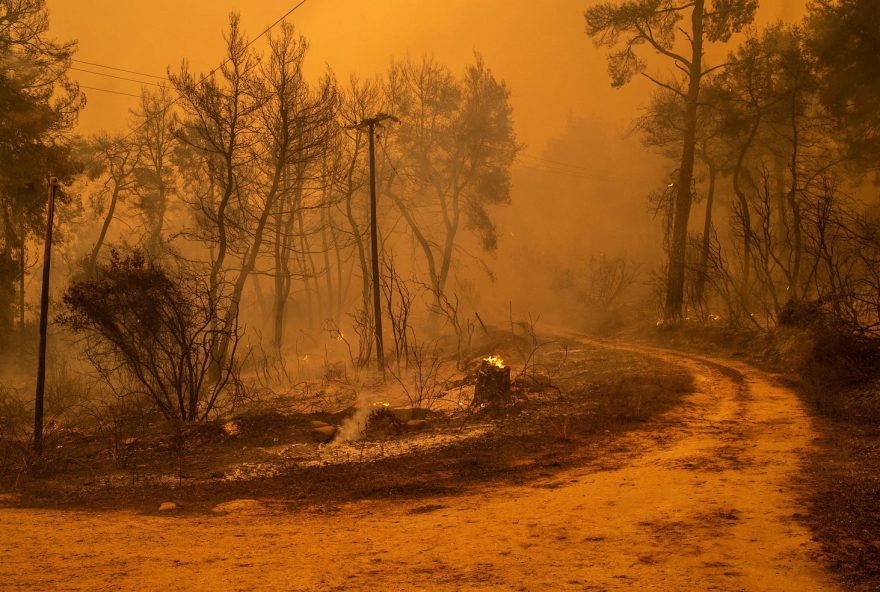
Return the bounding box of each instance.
[383,55,517,312]
[171,13,264,362]
[172,16,336,359]
[585,0,757,321]
[0,0,83,342]
[131,86,178,260]
[635,84,725,310]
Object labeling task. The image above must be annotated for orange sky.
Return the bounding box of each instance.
[49,0,807,153]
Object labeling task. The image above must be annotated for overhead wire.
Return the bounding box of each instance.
[72,59,166,80]
[78,84,141,98]
[70,66,163,88]
[74,0,314,133]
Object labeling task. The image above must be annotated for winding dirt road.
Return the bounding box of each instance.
[1,343,835,591]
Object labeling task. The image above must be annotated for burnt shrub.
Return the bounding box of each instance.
[778,299,830,329]
[778,299,880,418]
[59,249,240,425]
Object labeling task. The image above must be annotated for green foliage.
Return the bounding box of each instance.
[387,53,517,252]
[807,0,880,161]
[705,0,760,42]
[0,0,84,335]
[585,0,757,87]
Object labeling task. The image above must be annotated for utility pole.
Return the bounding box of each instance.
[353,113,397,374]
[33,176,58,456]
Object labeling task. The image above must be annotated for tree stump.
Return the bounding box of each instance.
[472,358,512,407]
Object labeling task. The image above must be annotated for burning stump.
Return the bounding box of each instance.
[472,356,512,407]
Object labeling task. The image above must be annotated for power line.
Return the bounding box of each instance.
[123,0,313,140]
[79,84,141,98]
[188,0,312,88]
[72,59,166,80]
[71,67,163,88]
[252,0,312,49]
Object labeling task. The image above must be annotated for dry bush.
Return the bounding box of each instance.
[59,249,242,426]
[507,309,566,389]
[388,330,453,411]
[382,256,419,369]
[777,301,880,418]
[44,360,94,426]
[349,308,374,369]
[555,254,640,333]
[0,386,33,478]
[0,360,112,478]
[363,406,405,438]
[83,394,155,469]
[432,289,476,371]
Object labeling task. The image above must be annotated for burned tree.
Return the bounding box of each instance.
[172,17,337,359]
[586,0,757,321]
[382,55,518,312]
[131,86,178,261]
[472,356,512,407]
[84,133,140,273]
[170,13,263,348]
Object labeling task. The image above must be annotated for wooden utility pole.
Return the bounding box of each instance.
[366,120,385,373]
[33,176,58,456]
[353,114,397,374]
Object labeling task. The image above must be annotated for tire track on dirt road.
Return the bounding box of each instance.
[0,341,835,591]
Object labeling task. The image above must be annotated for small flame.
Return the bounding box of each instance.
[484,355,505,369]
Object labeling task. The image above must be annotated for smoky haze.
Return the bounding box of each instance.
[51,0,806,149]
[7,4,880,590]
[46,0,808,325]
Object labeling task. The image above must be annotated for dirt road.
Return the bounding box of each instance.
[0,343,835,591]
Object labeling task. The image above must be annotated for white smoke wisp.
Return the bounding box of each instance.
[334,397,391,444]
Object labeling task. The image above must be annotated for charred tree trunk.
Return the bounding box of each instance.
[694,162,716,305]
[472,360,512,407]
[787,94,803,300]
[297,205,318,330]
[663,0,704,322]
[320,201,335,319]
[731,113,763,307]
[89,186,120,272]
[18,219,25,342]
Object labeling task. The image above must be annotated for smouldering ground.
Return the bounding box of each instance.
[0,340,835,591]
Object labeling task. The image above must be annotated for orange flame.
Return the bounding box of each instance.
[483,355,505,368]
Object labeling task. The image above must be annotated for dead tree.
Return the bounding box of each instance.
[172,17,336,361]
[87,133,140,272]
[131,85,178,261]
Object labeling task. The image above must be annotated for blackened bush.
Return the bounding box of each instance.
[60,249,240,424]
[778,299,830,329]
[779,298,880,390]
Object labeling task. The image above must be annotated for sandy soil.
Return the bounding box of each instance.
[0,341,836,591]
